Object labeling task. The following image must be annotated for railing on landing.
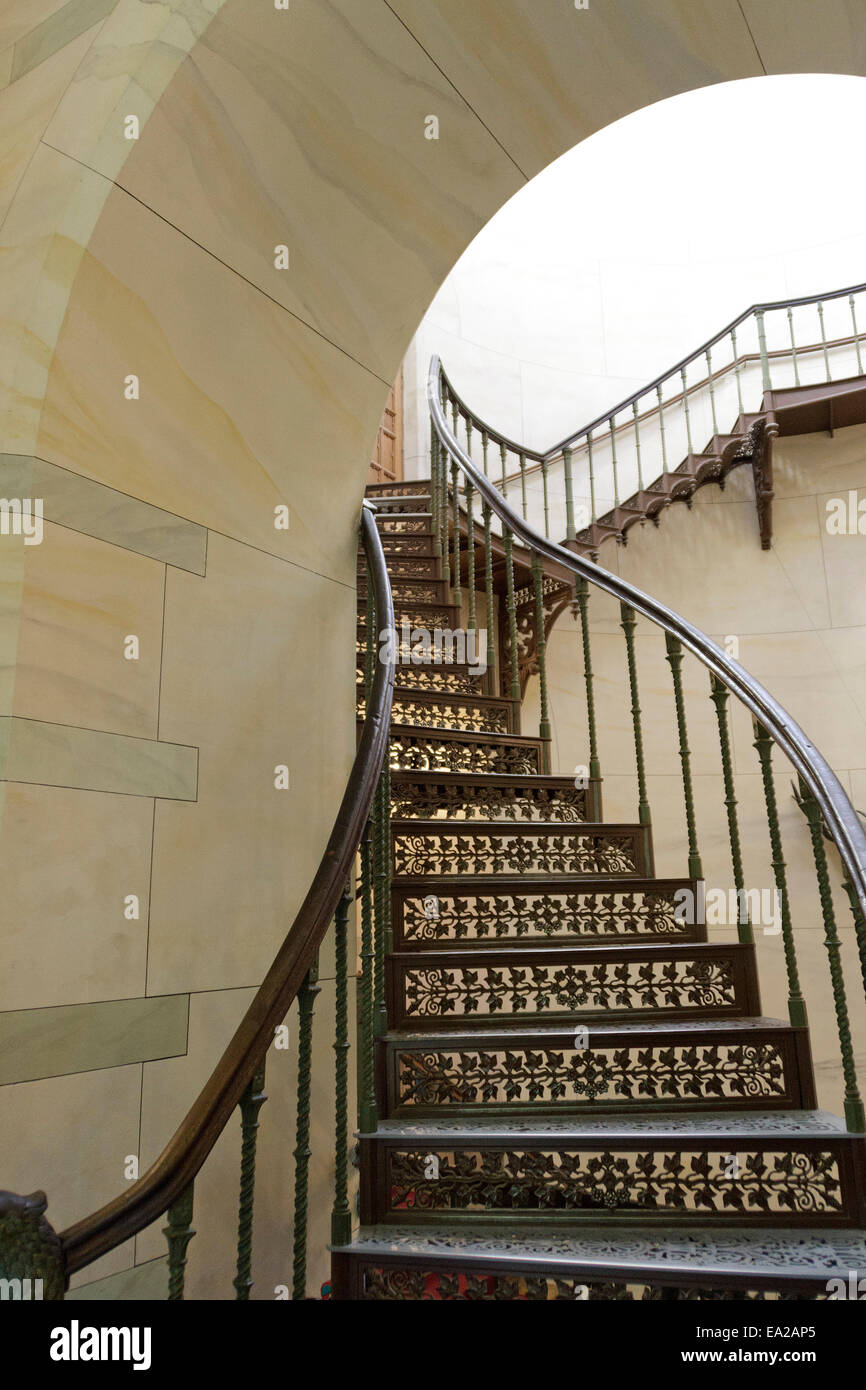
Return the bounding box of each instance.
[441,280,866,546]
[428,324,866,1135]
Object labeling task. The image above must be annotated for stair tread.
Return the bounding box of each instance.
[335,1223,866,1278]
[384,1016,800,1044]
[363,1108,850,1138]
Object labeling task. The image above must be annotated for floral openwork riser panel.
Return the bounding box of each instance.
[379,536,435,555]
[360,1267,823,1301]
[386,1148,843,1217]
[358,606,458,631]
[391,667,483,695]
[399,890,688,944]
[393,831,640,876]
[360,580,443,603]
[376,517,432,534]
[391,784,588,823]
[400,958,737,1020]
[364,701,511,734]
[389,738,540,775]
[395,1042,789,1108]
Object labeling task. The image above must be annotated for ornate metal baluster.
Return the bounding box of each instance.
[818,300,831,380]
[465,477,477,630]
[451,457,462,607]
[562,447,576,541]
[656,386,668,474]
[620,604,652,853]
[787,306,801,387]
[609,416,620,507]
[481,428,489,477]
[842,875,866,1015]
[441,444,451,591]
[503,526,520,702]
[357,811,377,1134]
[531,551,551,762]
[163,1183,195,1301]
[632,402,644,493]
[233,1058,267,1299]
[798,776,865,1132]
[731,328,744,417]
[482,499,496,688]
[850,294,863,375]
[430,426,440,559]
[709,674,753,945]
[706,347,719,437]
[373,766,387,1036]
[756,308,771,392]
[680,367,693,456]
[364,551,376,703]
[541,455,550,538]
[519,451,528,519]
[664,634,702,880]
[331,882,353,1247]
[574,576,601,814]
[500,441,508,499]
[753,721,807,1028]
[587,432,597,523]
[292,956,320,1300]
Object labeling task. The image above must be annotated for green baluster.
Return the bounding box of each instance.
[574,576,601,809]
[587,432,598,522]
[331,882,354,1247]
[482,499,496,688]
[818,300,831,380]
[752,721,807,1028]
[541,456,550,538]
[632,402,644,492]
[481,429,489,477]
[430,427,440,559]
[787,306,801,388]
[731,328,744,417]
[503,526,520,702]
[465,478,476,630]
[441,448,451,591]
[563,447,576,541]
[500,441,508,499]
[531,551,551,759]
[841,876,866,1015]
[357,812,377,1134]
[519,451,528,519]
[850,294,863,375]
[656,386,669,473]
[798,776,864,1132]
[680,367,693,456]
[450,458,462,607]
[705,348,719,437]
[620,604,652,846]
[756,308,771,392]
[233,1057,267,1300]
[163,1183,195,1301]
[292,955,320,1301]
[609,417,620,506]
[709,674,753,945]
[373,766,387,1037]
[664,634,702,880]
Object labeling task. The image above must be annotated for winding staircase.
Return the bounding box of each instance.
[331,473,866,1302]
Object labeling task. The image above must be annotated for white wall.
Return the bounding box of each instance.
[404,73,866,478]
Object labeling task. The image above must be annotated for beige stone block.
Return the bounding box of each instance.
[12,520,165,738]
[0,783,154,1011]
[0,992,188,1084]
[68,1254,167,1301]
[10,0,111,84]
[0,715,198,799]
[0,1063,141,1287]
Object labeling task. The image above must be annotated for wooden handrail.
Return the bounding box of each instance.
[60,503,394,1277]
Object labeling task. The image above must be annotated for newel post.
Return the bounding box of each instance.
[0,1190,66,1301]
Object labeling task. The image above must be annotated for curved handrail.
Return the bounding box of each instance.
[60,503,394,1277]
[440,278,866,461]
[429,353,866,922]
